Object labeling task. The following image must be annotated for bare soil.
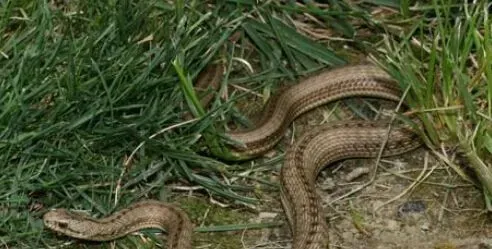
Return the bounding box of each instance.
[192,98,492,249]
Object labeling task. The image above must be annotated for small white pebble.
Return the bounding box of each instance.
[386,219,399,231]
[420,222,430,232]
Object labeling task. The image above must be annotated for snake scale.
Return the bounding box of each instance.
[43,64,422,249]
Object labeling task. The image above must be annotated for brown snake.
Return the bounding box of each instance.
[43,64,422,249]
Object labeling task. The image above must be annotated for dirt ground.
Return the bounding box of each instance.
[243,148,491,249]
[190,98,492,249]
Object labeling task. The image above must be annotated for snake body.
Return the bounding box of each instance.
[227,65,407,159]
[281,121,421,248]
[43,64,422,249]
[43,200,193,249]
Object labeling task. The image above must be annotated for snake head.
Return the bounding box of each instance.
[43,208,96,240]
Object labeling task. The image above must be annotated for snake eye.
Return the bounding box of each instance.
[57,221,68,229]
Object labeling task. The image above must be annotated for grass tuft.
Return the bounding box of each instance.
[382,1,492,205]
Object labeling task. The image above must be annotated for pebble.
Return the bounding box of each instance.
[397,200,426,217]
[420,222,430,232]
[386,219,399,231]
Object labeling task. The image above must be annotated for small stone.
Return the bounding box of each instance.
[386,219,399,231]
[397,200,426,217]
[420,222,430,232]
